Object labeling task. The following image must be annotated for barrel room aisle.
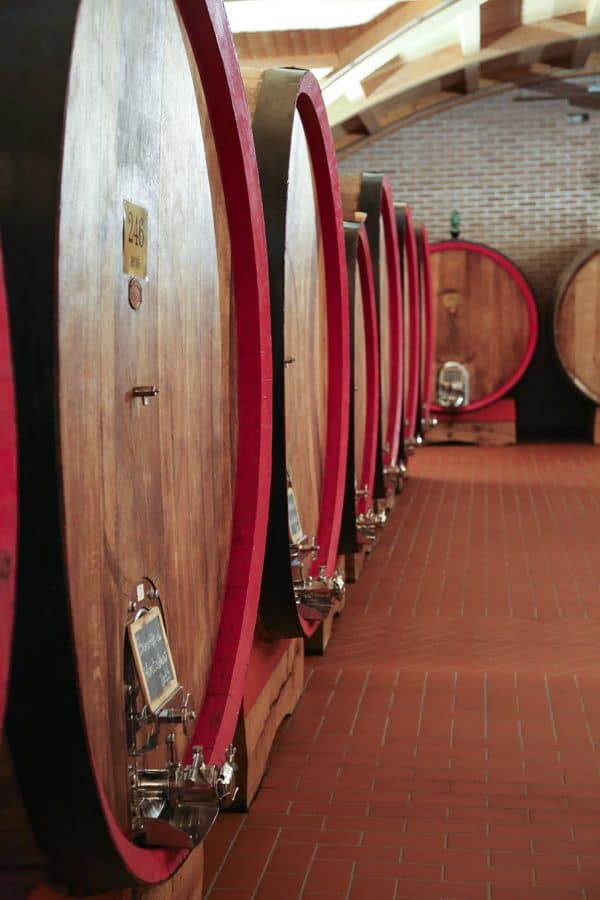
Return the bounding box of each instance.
[204,445,600,900]
[4,1,600,899]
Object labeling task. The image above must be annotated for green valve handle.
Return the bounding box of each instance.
[450,209,460,239]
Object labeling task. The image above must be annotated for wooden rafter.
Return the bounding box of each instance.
[588,0,600,26]
[229,0,600,152]
[328,17,600,126]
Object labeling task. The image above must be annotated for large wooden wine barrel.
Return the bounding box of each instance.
[340,174,403,499]
[429,240,538,413]
[553,244,600,404]
[417,224,437,428]
[395,205,420,449]
[0,245,17,731]
[244,67,350,638]
[0,0,271,891]
[338,222,380,556]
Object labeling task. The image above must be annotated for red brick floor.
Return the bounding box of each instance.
[204,444,600,900]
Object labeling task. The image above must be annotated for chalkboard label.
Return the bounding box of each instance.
[128,606,179,714]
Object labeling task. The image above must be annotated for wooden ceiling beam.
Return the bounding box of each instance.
[480,0,523,38]
[331,0,456,74]
[587,0,600,26]
[440,62,481,92]
[234,51,340,69]
[232,25,355,70]
[568,33,600,64]
[358,107,382,133]
[330,17,600,125]
[459,5,481,56]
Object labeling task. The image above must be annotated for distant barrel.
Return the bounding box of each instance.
[417,224,437,428]
[340,173,403,498]
[395,204,420,449]
[553,244,600,403]
[429,241,538,412]
[338,222,379,556]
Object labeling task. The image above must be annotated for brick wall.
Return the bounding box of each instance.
[339,88,600,435]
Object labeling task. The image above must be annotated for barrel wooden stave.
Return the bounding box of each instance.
[338,222,379,555]
[553,244,600,404]
[284,111,328,550]
[378,217,392,459]
[355,227,380,513]
[339,173,403,496]
[354,252,368,488]
[247,67,349,638]
[1,0,271,890]
[429,241,537,412]
[395,205,420,444]
[418,224,436,426]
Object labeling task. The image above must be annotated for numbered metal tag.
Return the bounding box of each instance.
[123,200,148,278]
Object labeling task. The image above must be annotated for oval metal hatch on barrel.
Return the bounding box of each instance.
[0,0,271,890]
[246,66,350,639]
[429,240,538,414]
[553,243,600,405]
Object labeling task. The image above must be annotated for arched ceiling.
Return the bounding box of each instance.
[225,0,600,156]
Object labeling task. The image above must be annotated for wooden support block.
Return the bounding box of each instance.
[425,398,517,446]
[304,585,347,655]
[231,638,303,810]
[378,488,396,516]
[344,546,368,584]
[426,418,516,446]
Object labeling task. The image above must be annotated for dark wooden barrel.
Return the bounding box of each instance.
[395,205,420,449]
[417,224,437,428]
[0,244,17,731]
[340,173,403,499]
[553,244,600,404]
[338,222,380,555]
[429,240,538,413]
[0,0,271,890]
[243,68,350,638]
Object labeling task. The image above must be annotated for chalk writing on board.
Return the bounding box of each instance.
[128,606,178,713]
[287,486,304,546]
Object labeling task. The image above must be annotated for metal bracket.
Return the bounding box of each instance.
[129,743,238,849]
[405,434,423,456]
[132,385,159,405]
[384,462,402,492]
[294,565,345,621]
